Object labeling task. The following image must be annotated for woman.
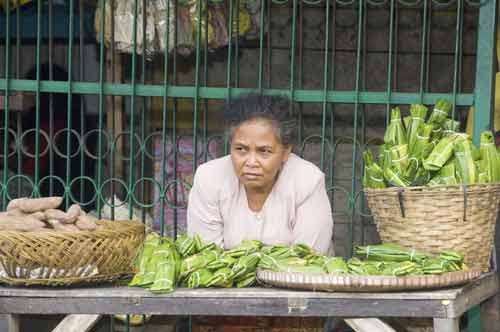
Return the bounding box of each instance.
[186,94,391,332]
[187,93,333,254]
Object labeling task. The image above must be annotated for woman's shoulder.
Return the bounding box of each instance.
[193,155,236,191]
[278,154,325,202]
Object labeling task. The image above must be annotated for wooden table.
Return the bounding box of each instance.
[0,272,497,332]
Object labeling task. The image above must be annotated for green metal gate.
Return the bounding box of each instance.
[0,0,497,328]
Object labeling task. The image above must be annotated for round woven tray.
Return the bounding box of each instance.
[0,220,145,286]
[256,269,482,292]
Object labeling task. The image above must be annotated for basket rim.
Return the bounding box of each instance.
[364,182,500,195]
[0,219,144,239]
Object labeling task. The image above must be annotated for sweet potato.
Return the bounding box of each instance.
[45,205,80,224]
[0,215,46,232]
[18,197,63,213]
[6,198,28,211]
[29,211,46,221]
[75,215,98,231]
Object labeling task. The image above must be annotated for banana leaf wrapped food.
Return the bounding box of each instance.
[290,243,315,258]
[129,233,161,286]
[231,252,261,279]
[407,104,428,149]
[139,241,175,287]
[453,135,477,184]
[235,271,257,288]
[428,160,459,186]
[382,261,419,276]
[175,234,199,257]
[206,253,237,270]
[411,123,434,160]
[384,107,407,146]
[428,99,452,126]
[225,240,263,258]
[479,131,500,182]
[324,257,348,274]
[180,249,219,278]
[355,244,428,263]
[187,268,214,288]
[383,167,411,187]
[423,134,459,171]
[389,144,409,173]
[150,260,176,293]
[363,150,386,189]
[207,267,234,287]
[261,244,294,259]
[378,144,392,169]
[443,119,460,136]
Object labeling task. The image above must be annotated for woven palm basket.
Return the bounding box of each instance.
[0,220,145,286]
[364,183,500,272]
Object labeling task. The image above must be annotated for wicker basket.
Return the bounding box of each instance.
[364,183,500,272]
[0,220,145,286]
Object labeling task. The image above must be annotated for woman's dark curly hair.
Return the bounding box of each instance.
[223,93,298,147]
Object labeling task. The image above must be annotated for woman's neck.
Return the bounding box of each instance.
[245,185,273,213]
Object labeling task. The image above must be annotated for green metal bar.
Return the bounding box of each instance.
[419,0,428,103]
[48,0,54,197]
[128,0,139,219]
[226,0,234,100]
[202,0,209,163]
[451,0,463,120]
[386,0,395,125]
[328,2,337,205]
[34,0,42,196]
[472,0,496,145]
[192,0,203,171]
[140,0,148,223]
[349,0,364,258]
[320,0,330,170]
[79,0,85,208]
[0,80,476,105]
[96,0,106,217]
[2,0,11,208]
[235,0,240,87]
[159,0,172,238]
[257,0,265,90]
[289,0,298,101]
[297,1,303,145]
[467,305,482,332]
[15,3,22,198]
[172,0,179,239]
[266,0,271,88]
[66,0,75,208]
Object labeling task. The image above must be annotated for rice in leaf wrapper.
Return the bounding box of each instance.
[453,135,477,184]
[384,107,407,146]
[428,99,452,126]
[231,252,261,279]
[290,243,315,258]
[378,144,391,169]
[363,150,386,189]
[180,250,219,278]
[423,134,459,171]
[261,244,293,259]
[225,240,263,258]
[407,104,428,150]
[429,160,459,186]
[206,253,237,270]
[150,259,176,293]
[207,267,234,287]
[140,242,174,286]
[355,244,428,263]
[175,234,197,257]
[324,257,348,274]
[389,144,409,173]
[411,123,433,159]
[384,167,410,187]
[187,268,214,288]
[235,271,257,288]
[443,119,460,137]
[129,234,161,286]
[479,131,500,182]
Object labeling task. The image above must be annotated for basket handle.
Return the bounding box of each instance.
[397,189,405,218]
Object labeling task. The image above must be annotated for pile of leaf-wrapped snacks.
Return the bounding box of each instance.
[129,234,469,293]
[363,99,500,188]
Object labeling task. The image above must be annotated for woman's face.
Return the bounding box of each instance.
[230,118,291,192]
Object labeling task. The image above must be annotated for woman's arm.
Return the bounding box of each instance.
[292,175,334,255]
[186,165,224,247]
